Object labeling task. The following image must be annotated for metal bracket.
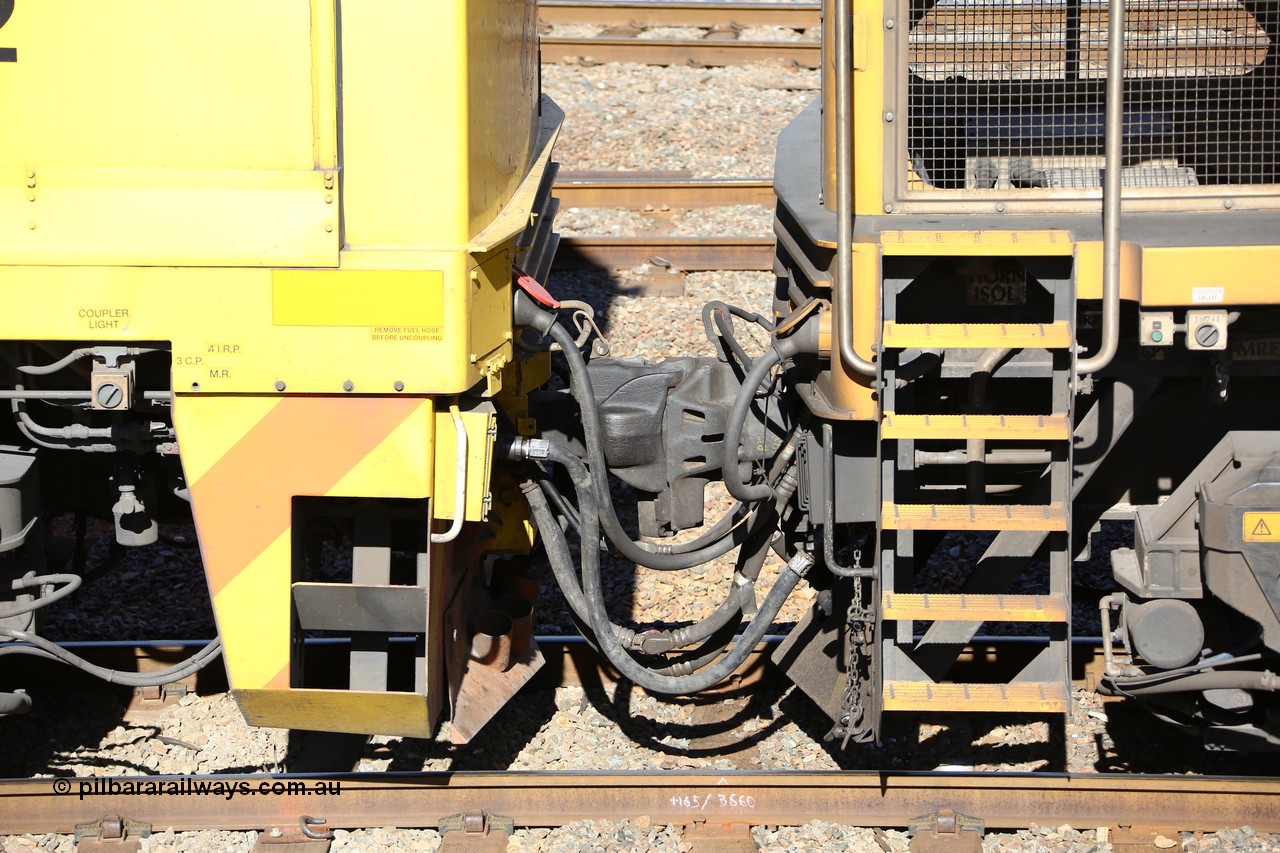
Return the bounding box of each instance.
[253,816,334,852]
[73,816,150,852]
[908,809,984,852]
[439,810,514,852]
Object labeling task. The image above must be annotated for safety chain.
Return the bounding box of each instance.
[827,552,876,747]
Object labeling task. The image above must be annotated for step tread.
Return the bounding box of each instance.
[882,680,1070,713]
[882,321,1073,349]
[881,592,1069,622]
[880,229,1074,257]
[882,412,1071,440]
[881,502,1068,531]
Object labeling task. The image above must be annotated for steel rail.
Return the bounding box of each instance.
[3,772,1278,835]
[554,235,775,272]
[541,36,820,68]
[2,637,1114,696]
[540,1,820,29]
[554,175,775,209]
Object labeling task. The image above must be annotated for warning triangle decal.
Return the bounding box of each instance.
[1254,519,1272,537]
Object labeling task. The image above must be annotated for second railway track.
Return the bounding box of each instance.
[552,174,778,274]
[539,1,821,68]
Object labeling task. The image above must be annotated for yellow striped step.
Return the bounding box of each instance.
[879,230,1074,257]
[881,592,1069,622]
[881,321,1072,349]
[881,502,1068,531]
[881,412,1071,441]
[882,681,1070,713]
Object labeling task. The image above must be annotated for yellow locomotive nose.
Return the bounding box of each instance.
[0,0,560,739]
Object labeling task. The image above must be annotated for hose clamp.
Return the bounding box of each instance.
[786,551,815,578]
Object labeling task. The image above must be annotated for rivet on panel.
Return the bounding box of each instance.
[394,380,405,392]
[884,204,894,213]
[885,17,896,28]
[26,170,35,179]
[996,203,1006,213]
[191,383,201,391]
[27,221,36,230]
[1224,199,1234,210]
[884,112,894,122]
[27,193,35,202]
[26,180,35,189]
[324,171,334,181]
[324,194,333,204]
[343,380,354,392]
[274,380,286,391]
[324,224,334,232]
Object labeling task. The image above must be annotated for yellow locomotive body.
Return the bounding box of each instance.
[0,0,559,738]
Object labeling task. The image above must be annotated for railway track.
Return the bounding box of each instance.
[540,1,821,68]
[551,173,778,274]
[3,772,1278,840]
[6,638,1278,846]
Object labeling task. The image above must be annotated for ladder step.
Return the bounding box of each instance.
[882,681,1070,713]
[881,502,1068,531]
[881,592,1069,622]
[882,322,1072,349]
[880,229,1074,257]
[882,412,1071,440]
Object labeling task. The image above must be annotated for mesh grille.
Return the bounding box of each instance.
[905,0,1280,191]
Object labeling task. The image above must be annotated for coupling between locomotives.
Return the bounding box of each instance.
[5,0,1280,756]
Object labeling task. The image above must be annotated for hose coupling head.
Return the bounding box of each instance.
[636,630,675,655]
[499,435,551,461]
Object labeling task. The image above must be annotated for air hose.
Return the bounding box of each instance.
[0,630,221,687]
[511,436,811,693]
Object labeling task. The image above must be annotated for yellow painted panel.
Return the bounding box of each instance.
[469,250,514,368]
[1140,245,1280,307]
[0,260,481,394]
[214,534,293,690]
[466,0,541,237]
[328,402,435,499]
[434,409,496,522]
[0,2,325,171]
[234,689,433,738]
[470,98,564,253]
[0,168,336,267]
[272,270,445,327]
[880,230,1074,256]
[1244,512,1280,542]
[341,1,468,248]
[853,0,887,214]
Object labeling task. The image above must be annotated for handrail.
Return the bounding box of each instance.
[1077,0,1125,375]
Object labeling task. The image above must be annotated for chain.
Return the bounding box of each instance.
[826,550,876,747]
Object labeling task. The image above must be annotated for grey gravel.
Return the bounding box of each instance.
[542,63,818,176]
